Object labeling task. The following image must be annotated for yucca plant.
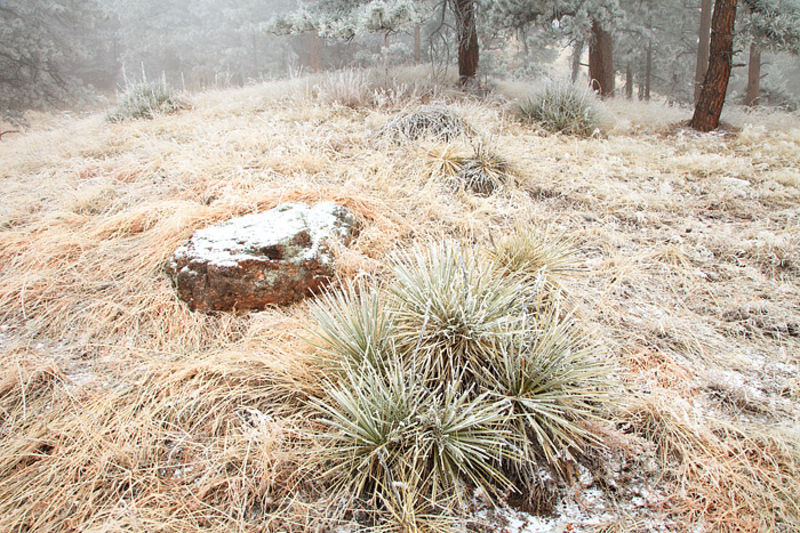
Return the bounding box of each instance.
[518,81,601,137]
[389,242,526,381]
[312,360,514,510]
[426,141,511,196]
[307,279,395,371]
[480,309,610,469]
[452,141,510,196]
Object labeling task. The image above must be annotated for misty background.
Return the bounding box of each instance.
[2,0,799,125]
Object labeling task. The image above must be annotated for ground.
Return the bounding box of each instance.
[1,71,799,532]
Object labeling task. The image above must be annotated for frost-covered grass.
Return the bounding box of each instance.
[107,80,189,122]
[1,70,799,532]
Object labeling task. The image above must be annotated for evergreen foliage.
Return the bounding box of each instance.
[0,0,104,124]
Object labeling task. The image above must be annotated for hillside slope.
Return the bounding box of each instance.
[1,74,799,532]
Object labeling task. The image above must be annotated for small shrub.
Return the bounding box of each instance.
[107,81,188,122]
[518,82,601,136]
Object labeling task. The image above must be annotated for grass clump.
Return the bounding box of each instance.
[378,103,470,143]
[107,80,188,122]
[488,225,581,283]
[305,239,611,524]
[517,81,601,137]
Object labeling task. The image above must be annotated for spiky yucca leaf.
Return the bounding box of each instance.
[312,360,514,509]
[389,242,526,380]
[307,279,395,371]
[481,309,610,468]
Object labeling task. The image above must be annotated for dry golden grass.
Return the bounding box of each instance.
[1,71,799,531]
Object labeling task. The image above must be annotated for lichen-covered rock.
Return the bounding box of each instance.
[166,202,357,312]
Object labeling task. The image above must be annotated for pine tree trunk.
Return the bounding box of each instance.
[625,63,633,99]
[571,39,584,83]
[309,32,322,72]
[689,0,738,132]
[745,42,761,106]
[414,25,421,64]
[453,0,479,86]
[695,0,713,103]
[644,42,652,101]
[589,19,614,98]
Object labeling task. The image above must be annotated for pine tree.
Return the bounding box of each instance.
[691,0,800,130]
[0,0,104,124]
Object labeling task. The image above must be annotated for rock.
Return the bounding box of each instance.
[166,202,357,312]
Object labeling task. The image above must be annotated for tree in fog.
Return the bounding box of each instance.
[691,0,800,131]
[738,0,800,105]
[106,0,297,87]
[0,0,104,123]
[272,0,489,85]
[481,0,621,96]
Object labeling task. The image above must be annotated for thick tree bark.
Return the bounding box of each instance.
[625,63,633,100]
[589,19,614,98]
[695,0,713,103]
[453,0,479,86]
[745,42,761,106]
[689,0,738,131]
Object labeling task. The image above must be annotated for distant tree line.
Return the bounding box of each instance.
[2,0,799,129]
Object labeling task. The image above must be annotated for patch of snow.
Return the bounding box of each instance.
[171,202,355,268]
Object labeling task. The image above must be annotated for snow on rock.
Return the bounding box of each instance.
[166,202,358,312]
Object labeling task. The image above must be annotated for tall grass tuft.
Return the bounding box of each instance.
[517,81,601,137]
[488,225,581,283]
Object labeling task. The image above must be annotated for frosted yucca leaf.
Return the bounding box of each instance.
[389,241,526,382]
[306,278,395,372]
[311,358,514,510]
[479,308,611,469]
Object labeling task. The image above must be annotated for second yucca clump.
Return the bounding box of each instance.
[518,81,602,137]
[305,238,611,524]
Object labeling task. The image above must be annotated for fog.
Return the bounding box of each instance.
[2,0,799,125]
